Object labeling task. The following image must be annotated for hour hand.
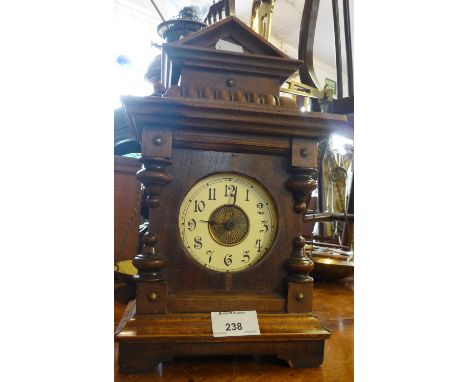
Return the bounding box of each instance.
[199,219,219,225]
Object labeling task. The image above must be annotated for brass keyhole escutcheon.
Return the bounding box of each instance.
[208,205,249,247]
[296,292,304,301]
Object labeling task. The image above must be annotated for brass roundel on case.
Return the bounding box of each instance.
[152,135,164,146]
[225,78,235,87]
[148,292,158,301]
[296,292,304,301]
[208,204,249,246]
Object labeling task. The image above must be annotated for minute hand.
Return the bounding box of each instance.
[229,192,237,219]
[230,191,237,206]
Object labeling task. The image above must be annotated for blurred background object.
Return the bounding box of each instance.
[304,133,354,281]
[250,0,275,41]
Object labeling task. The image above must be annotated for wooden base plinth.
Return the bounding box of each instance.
[116,313,330,373]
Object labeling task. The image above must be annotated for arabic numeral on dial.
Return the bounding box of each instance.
[206,250,214,263]
[241,250,250,263]
[259,220,268,233]
[187,219,196,231]
[224,253,232,266]
[255,239,263,253]
[224,184,237,197]
[194,236,203,249]
[208,188,216,200]
[257,202,264,215]
[194,200,205,212]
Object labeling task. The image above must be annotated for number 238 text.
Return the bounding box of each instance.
[225,322,243,331]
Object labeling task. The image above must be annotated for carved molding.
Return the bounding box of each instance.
[164,85,297,108]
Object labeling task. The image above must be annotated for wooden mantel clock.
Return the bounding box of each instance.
[117,16,351,372]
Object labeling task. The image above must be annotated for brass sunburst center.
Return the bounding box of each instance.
[208,205,249,246]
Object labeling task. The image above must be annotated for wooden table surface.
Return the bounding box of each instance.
[114,277,353,381]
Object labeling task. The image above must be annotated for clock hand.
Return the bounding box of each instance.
[199,219,223,225]
[228,193,237,218]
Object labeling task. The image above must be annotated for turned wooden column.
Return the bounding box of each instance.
[285,138,318,313]
[133,157,172,280]
[133,127,173,314]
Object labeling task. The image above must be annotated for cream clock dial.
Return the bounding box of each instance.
[179,173,278,272]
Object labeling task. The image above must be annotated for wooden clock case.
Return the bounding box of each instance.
[116,17,352,372]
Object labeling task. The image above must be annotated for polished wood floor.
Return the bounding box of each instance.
[114,277,353,381]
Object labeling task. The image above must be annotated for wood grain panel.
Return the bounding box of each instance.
[173,129,290,155]
[114,156,141,263]
[152,148,298,304]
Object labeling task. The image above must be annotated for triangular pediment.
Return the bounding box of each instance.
[173,16,290,59]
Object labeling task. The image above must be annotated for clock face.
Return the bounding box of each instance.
[178,173,278,272]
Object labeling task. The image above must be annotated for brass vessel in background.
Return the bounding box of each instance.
[251,0,276,41]
[305,244,354,281]
[114,259,138,286]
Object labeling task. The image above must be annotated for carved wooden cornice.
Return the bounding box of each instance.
[164,43,301,83]
[122,95,351,144]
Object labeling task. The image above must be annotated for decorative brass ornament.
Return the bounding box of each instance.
[148,292,158,301]
[208,205,250,246]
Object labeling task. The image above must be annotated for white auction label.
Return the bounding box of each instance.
[211,311,261,337]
